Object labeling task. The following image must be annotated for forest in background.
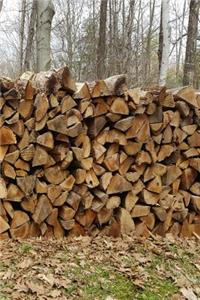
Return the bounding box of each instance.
[0,0,199,88]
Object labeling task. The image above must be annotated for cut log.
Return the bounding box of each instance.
[124,191,138,211]
[60,175,75,191]
[32,195,52,224]
[2,161,16,179]
[35,93,49,122]
[6,184,24,202]
[117,208,135,234]
[106,196,121,210]
[20,144,35,161]
[188,131,200,147]
[0,127,16,145]
[164,166,182,186]
[61,95,77,113]
[131,205,150,218]
[10,222,30,239]
[21,195,37,213]
[107,174,132,194]
[11,211,30,229]
[32,145,49,167]
[19,99,33,119]
[74,82,91,99]
[142,189,159,205]
[16,175,36,196]
[110,97,129,115]
[37,132,54,149]
[175,86,199,108]
[44,166,68,184]
[189,158,200,172]
[76,209,96,227]
[0,216,10,233]
[180,168,197,190]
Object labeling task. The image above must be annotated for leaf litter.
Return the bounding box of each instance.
[0,234,199,300]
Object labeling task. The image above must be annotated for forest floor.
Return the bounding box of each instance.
[0,235,200,300]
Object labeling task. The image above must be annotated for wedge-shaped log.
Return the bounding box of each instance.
[17,175,36,196]
[44,166,68,184]
[32,195,52,224]
[107,174,132,194]
[0,127,16,145]
[37,132,54,149]
[11,211,29,229]
[0,216,10,233]
[117,208,135,234]
[131,205,150,218]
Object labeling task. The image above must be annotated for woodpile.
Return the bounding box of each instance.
[0,66,200,239]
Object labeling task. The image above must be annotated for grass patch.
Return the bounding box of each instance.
[19,242,33,253]
[135,255,178,300]
[0,283,12,300]
[64,264,135,300]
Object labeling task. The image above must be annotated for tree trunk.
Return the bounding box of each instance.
[19,0,27,74]
[123,0,135,74]
[36,0,55,72]
[145,0,156,83]
[97,0,108,79]
[24,0,37,71]
[0,0,3,13]
[183,0,200,86]
[176,0,187,77]
[159,0,170,86]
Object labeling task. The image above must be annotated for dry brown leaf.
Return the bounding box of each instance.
[180,287,198,300]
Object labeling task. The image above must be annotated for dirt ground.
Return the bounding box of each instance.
[0,235,200,300]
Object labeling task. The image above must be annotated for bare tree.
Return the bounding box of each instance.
[19,0,27,73]
[176,0,187,77]
[24,0,37,71]
[183,0,200,86]
[159,0,170,86]
[0,0,3,13]
[36,0,55,72]
[97,0,108,79]
[123,0,135,74]
[145,0,156,83]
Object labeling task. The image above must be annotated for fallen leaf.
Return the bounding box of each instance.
[180,287,197,300]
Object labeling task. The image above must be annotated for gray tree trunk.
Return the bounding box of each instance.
[24,0,37,71]
[19,0,27,74]
[183,0,200,86]
[159,0,170,86]
[145,0,155,83]
[0,0,3,13]
[97,0,108,79]
[36,0,55,72]
[176,0,187,77]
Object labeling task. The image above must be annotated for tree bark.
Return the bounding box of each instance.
[123,0,135,74]
[19,0,27,74]
[36,0,55,72]
[97,0,108,79]
[159,0,170,86]
[0,0,3,13]
[24,0,37,71]
[145,0,156,83]
[176,0,187,77]
[183,0,200,86]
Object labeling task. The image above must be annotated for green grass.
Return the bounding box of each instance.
[0,239,199,300]
[64,264,135,300]
[0,283,12,300]
[0,296,10,300]
[19,242,33,253]
[63,257,180,300]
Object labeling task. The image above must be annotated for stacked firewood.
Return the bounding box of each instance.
[0,67,200,239]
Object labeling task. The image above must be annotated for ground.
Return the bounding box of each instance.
[0,235,200,300]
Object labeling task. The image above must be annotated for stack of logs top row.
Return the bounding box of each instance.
[0,66,200,239]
